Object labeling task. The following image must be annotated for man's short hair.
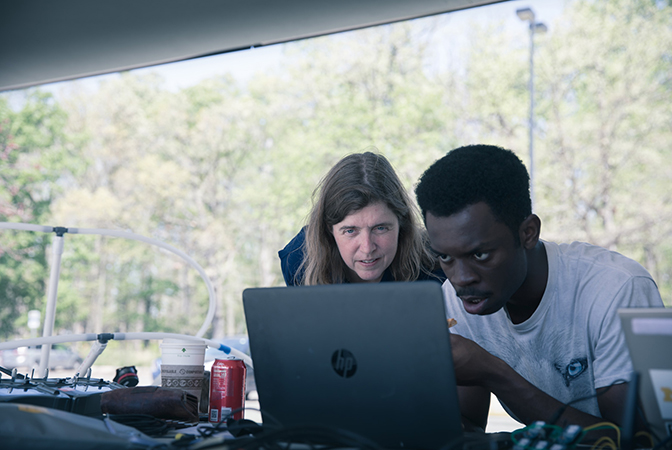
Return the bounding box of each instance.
[415,144,532,238]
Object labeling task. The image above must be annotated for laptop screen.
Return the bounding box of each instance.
[243,281,463,450]
[618,307,672,443]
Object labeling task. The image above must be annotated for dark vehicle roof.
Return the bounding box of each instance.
[1,0,498,92]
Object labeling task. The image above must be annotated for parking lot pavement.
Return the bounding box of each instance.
[486,394,523,433]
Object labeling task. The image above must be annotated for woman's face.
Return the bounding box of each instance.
[331,202,400,283]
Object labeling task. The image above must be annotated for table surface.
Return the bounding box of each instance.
[46,365,524,433]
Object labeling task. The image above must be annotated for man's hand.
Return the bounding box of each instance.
[450,333,499,386]
[448,333,633,436]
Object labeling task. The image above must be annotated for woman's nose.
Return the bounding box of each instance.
[359,231,375,253]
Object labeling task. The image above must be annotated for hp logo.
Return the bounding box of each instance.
[331,349,357,378]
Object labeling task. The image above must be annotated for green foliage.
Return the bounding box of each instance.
[0,93,69,338]
[534,0,672,302]
[0,0,670,348]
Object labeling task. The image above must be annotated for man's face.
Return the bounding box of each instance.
[332,202,400,283]
[426,202,528,315]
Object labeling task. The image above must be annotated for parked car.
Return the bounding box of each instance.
[0,344,83,370]
[151,334,257,398]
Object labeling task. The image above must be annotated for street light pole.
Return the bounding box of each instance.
[517,8,547,211]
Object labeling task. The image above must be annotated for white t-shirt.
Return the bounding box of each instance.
[443,240,664,417]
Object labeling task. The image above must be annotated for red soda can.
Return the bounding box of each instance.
[209,356,246,423]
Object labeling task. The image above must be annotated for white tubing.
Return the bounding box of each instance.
[68,227,216,338]
[116,332,252,368]
[0,222,217,338]
[37,235,64,377]
[0,332,253,369]
[0,333,100,348]
[0,222,53,233]
[76,339,108,376]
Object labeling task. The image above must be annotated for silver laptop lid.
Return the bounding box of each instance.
[243,281,463,450]
[618,307,672,443]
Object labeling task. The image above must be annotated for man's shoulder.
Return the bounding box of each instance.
[543,240,652,278]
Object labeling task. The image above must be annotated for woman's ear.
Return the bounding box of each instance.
[518,214,541,250]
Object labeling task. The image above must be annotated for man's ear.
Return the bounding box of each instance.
[518,214,541,250]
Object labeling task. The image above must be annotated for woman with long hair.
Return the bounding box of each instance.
[279,152,442,285]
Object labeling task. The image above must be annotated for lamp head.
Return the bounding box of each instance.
[516,7,535,22]
[534,23,548,34]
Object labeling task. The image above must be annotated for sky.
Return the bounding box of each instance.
[4,0,567,105]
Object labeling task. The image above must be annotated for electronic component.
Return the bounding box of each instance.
[513,421,584,450]
[0,366,124,417]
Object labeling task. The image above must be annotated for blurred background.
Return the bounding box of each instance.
[1,0,670,387]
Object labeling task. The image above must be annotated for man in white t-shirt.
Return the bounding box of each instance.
[415,145,664,434]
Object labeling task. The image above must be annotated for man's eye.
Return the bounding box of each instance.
[473,252,490,261]
[374,226,388,232]
[438,254,453,263]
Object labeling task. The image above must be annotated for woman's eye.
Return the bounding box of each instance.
[473,252,490,261]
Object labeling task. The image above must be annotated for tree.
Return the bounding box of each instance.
[52,74,190,338]
[4,0,670,344]
[0,92,70,338]
[535,0,672,299]
[448,0,672,302]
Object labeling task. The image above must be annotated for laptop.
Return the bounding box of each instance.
[243,281,463,449]
[618,308,672,443]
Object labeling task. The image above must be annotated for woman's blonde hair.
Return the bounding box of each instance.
[298,152,435,285]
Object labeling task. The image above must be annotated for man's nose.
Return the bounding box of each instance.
[448,260,478,287]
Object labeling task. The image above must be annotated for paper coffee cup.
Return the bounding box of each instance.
[160,339,206,409]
